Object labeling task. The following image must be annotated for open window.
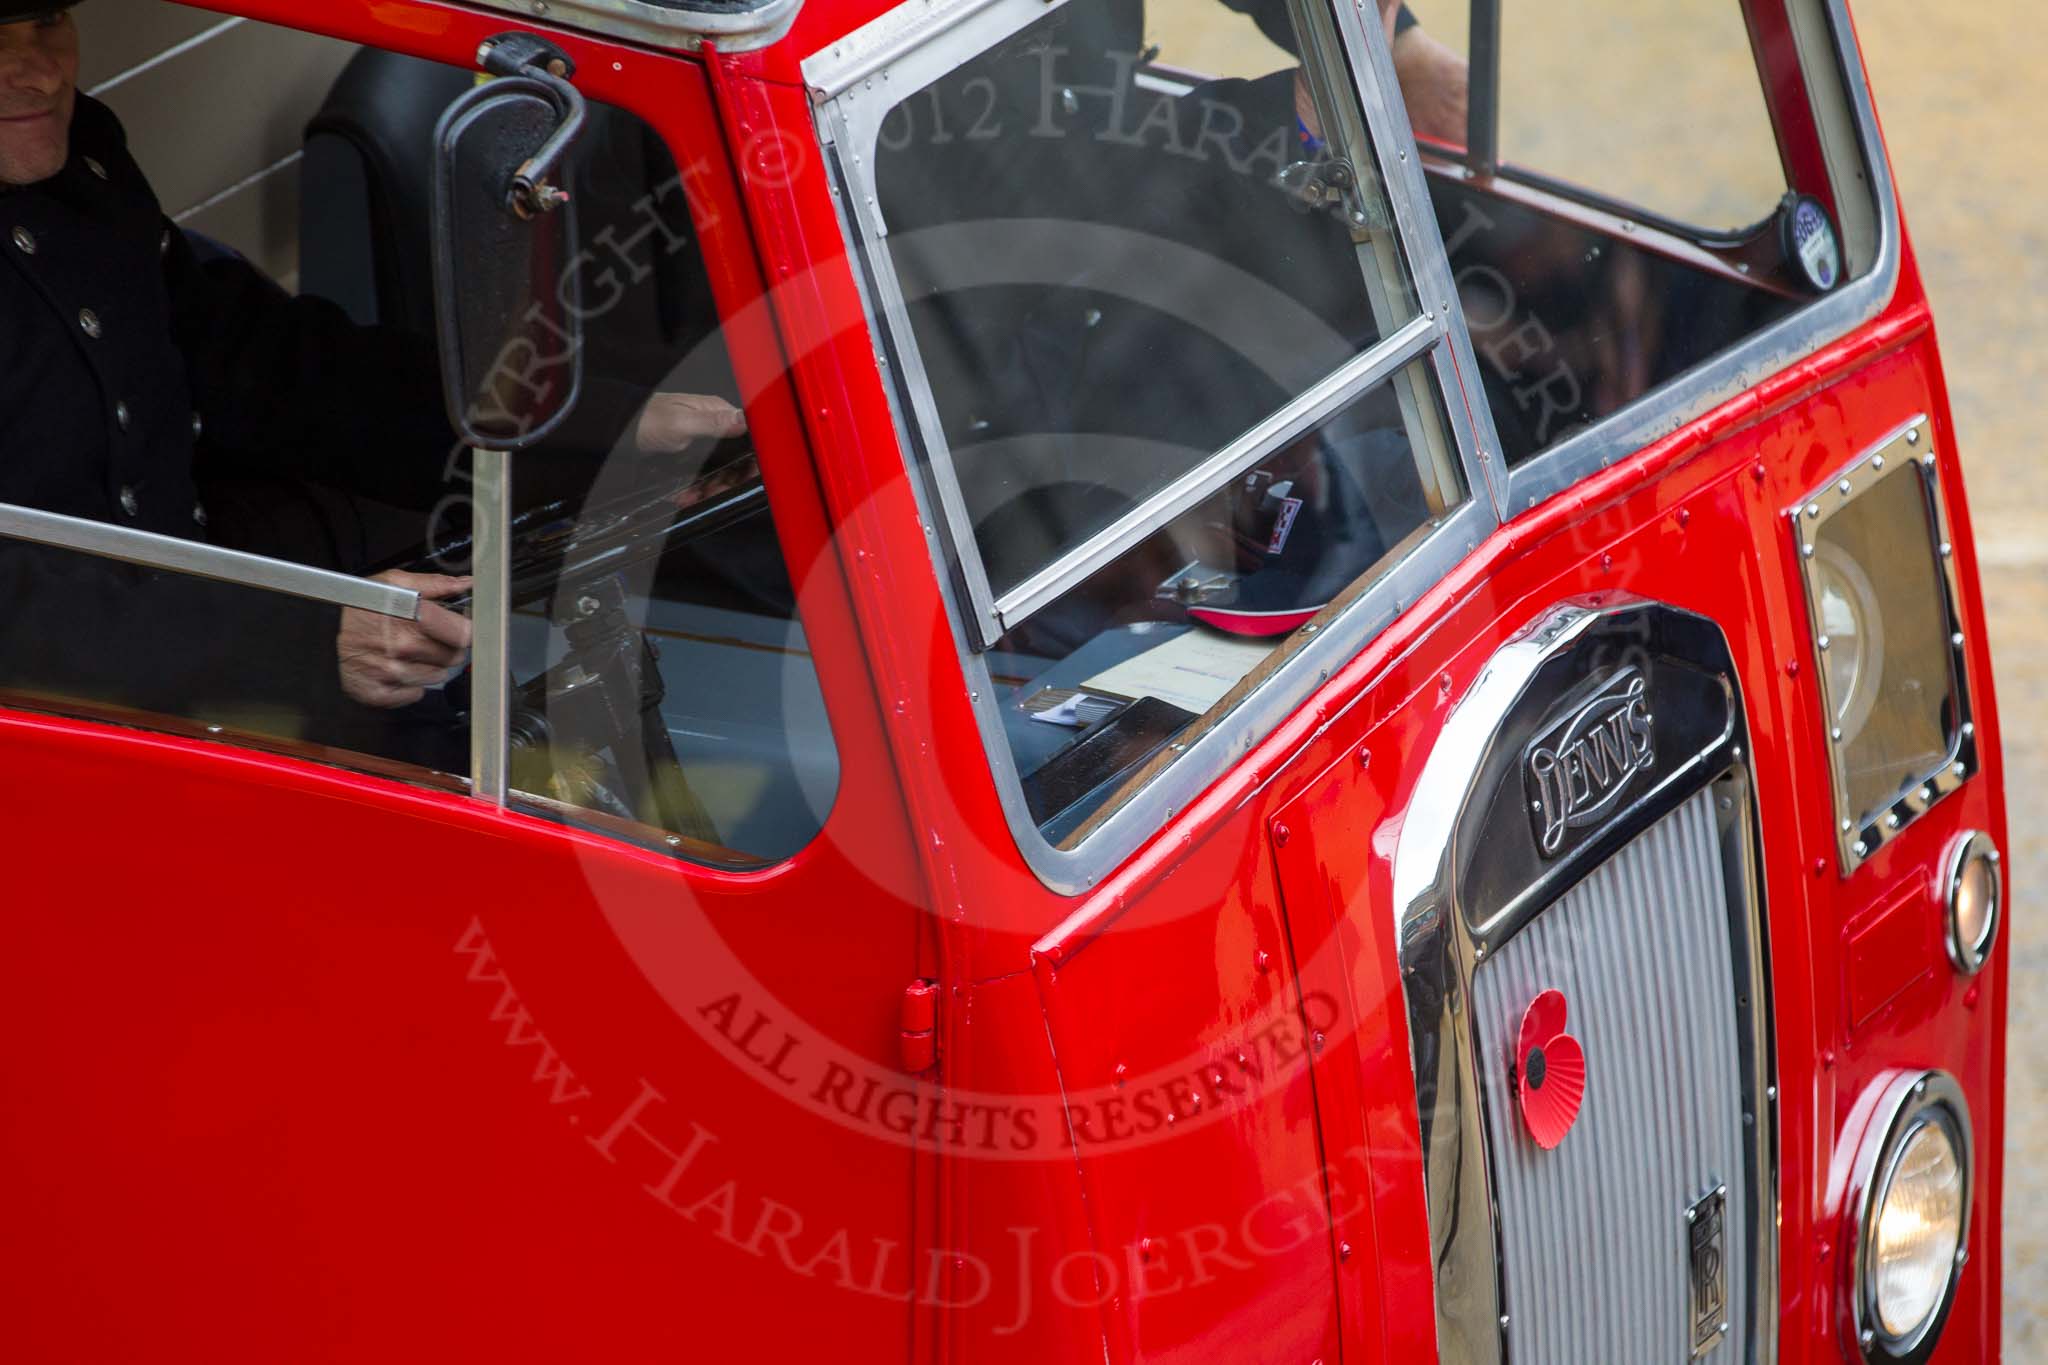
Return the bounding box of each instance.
[1390,0,1889,473]
[0,7,838,866]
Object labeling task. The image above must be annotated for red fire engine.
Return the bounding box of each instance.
[0,0,2005,1360]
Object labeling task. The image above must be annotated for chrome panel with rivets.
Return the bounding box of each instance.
[1788,415,1976,874]
[1392,599,1778,1365]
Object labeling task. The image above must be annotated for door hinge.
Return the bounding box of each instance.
[900,979,938,1073]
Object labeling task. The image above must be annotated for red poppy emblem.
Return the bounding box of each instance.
[1515,988,1586,1150]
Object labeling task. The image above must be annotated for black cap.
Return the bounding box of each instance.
[0,2,83,23]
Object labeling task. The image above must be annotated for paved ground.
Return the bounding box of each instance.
[1849,4,2048,1351]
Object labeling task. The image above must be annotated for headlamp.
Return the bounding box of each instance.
[1850,1071,1972,1363]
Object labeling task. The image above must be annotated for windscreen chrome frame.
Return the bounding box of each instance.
[1500,0,1901,514]
[1789,415,1976,875]
[808,0,1508,649]
[807,0,1510,891]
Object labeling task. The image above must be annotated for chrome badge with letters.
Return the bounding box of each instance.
[1688,1184,1731,1357]
[1524,667,1656,857]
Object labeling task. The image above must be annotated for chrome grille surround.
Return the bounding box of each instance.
[1393,600,1778,1365]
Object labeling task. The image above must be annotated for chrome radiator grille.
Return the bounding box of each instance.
[1471,786,1757,1363]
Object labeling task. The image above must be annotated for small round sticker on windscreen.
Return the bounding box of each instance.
[1782,193,1842,292]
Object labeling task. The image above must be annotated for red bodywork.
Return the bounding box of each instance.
[0,0,2005,1361]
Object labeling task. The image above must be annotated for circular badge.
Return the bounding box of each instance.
[1782,193,1842,293]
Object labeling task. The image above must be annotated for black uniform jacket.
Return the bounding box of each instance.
[0,96,453,731]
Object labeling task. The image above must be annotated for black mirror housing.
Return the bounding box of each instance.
[431,43,587,453]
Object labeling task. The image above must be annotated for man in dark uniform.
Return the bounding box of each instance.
[0,0,483,730]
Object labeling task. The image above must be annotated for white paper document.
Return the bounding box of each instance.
[1080,630,1276,715]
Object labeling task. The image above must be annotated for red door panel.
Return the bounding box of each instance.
[0,715,925,1360]
[1031,823,1343,1364]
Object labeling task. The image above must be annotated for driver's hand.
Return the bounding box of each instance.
[338,571,473,709]
[1393,25,1470,146]
[635,392,747,455]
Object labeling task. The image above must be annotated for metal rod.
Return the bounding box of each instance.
[1468,0,1502,175]
[470,447,512,807]
[0,501,420,620]
[992,312,1440,631]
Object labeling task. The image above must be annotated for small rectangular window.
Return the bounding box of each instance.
[1,16,841,868]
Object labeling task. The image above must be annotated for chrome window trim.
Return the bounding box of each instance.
[1501,0,1901,515]
[1789,415,1975,875]
[1847,1070,1974,1365]
[0,500,421,620]
[462,0,804,53]
[1390,598,1780,1365]
[808,0,1505,888]
[1334,0,1509,522]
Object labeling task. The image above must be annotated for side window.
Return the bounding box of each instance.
[825,0,1476,846]
[0,11,837,866]
[1387,1,1856,466]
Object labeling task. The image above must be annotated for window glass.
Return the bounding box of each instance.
[872,0,1424,603]
[0,15,836,865]
[848,0,1470,842]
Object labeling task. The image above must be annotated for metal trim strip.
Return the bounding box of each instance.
[468,447,512,806]
[990,315,1439,631]
[0,501,421,620]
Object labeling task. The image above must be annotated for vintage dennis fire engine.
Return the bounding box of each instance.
[0,0,2006,1360]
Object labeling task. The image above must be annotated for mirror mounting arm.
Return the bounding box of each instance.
[475,33,589,220]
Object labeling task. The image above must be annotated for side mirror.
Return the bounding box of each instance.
[431,35,588,453]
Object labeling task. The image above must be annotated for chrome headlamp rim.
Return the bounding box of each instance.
[1942,831,2002,975]
[1849,1070,1973,1365]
